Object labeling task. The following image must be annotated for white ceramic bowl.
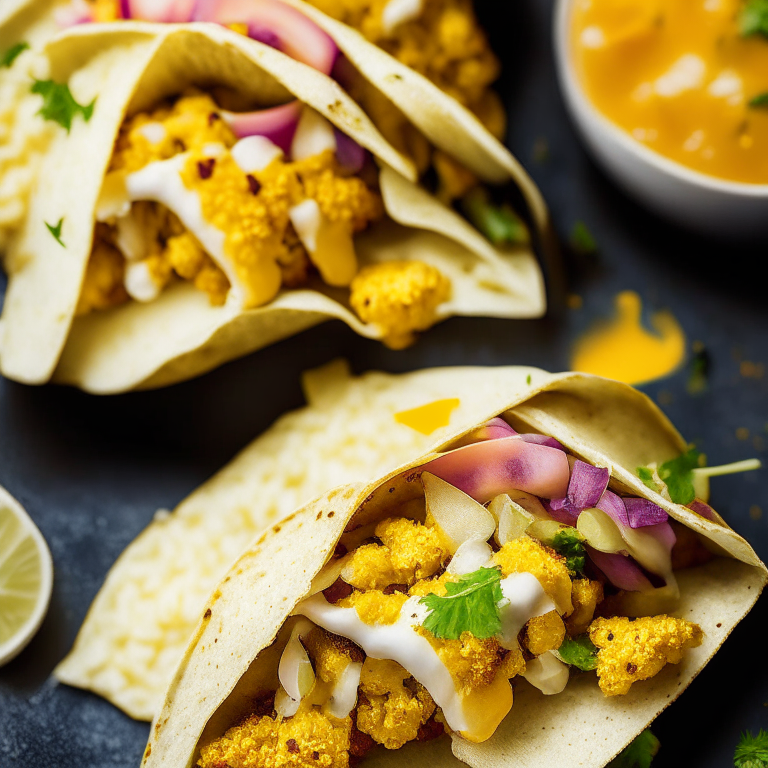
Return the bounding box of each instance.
[554,0,768,239]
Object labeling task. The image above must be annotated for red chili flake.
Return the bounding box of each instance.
[198,159,216,180]
[286,739,300,754]
[417,714,445,742]
[383,584,408,595]
[246,174,261,195]
[323,577,353,604]
[208,112,221,125]
[626,663,638,675]
[312,752,320,761]
[607,633,614,641]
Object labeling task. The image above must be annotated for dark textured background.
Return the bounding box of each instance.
[1,1,766,766]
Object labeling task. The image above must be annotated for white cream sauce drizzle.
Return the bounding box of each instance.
[296,570,556,737]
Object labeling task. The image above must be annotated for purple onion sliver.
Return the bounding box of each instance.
[624,497,669,528]
[567,460,610,511]
[597,489,630,528]
[120,0,131,18]
[334,129,367,174]
[687,499,716,521]
[586,546,653,592]
[545,498,580,526]
[249,24,282,49]
[518,434,564,450]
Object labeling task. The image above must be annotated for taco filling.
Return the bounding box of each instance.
[196,420,707,767]
[83,91,450,349]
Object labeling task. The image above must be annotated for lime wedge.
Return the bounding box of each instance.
[0,486,53,666]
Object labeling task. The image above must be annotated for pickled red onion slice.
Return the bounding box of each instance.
[586,546,654,592]
[193,0,338,75]
[623,498,668,528]
[422,437,570,503]
[222,101,301,153]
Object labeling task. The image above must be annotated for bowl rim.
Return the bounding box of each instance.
[553,0,768,200]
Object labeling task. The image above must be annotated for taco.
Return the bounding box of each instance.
[0,21,544,392]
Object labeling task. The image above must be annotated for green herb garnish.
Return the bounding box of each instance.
[557,635,598,671]
[550,527,586,575]
[420,567,503,640]
[608,730,660,768]
[31,80,95,132]
[569,221,598,256]
[657,447,703,505]
[749,92,768,108]
[740,0,768,38]
[2,42,29,68]
[637,466,662,494]
[45,218,65,247]
[735,730,768,768]
[526,374,532,385]
[462,188,530,247]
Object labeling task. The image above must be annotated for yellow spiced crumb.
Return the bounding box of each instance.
[338,589,409,625]
[349,261,450,349]
[523,611,566,657]
[589,615,703,696]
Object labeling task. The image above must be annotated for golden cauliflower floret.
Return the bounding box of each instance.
[523,611,566,657]
[408,571,454,598]
[111,93,236,173]
[493,538,574,616]
[343,518,448,590]
[418,630,504,694]
[349,261,451,349]
[303,628,364,685]
[198,707,351,768]
[498,646,526,679]
[589,615,704,697]
[76,233,128,315]
[358,659,435,749]
[338,589,409,625]
[566,579,604,637]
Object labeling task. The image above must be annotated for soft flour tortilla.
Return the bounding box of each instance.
[139,366,766,768]
[54,360,547,719]
[0,20,546,393]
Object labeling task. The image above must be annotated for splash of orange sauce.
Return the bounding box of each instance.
[571,291,686,385]
[395,398,461,435]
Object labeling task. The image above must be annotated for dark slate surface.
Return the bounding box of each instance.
[1,1,766,766]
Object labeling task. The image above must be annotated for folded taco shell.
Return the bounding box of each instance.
[0,19,545,392]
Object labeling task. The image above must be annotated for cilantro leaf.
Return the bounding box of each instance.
[749,92,768,109]
[45,218,65,247]
[550,528,586,575]
[557,634,598,671]
[608,730,660,768]
[637,466,662,494]
[2,42,29,68]
[735,730,768,768]
[31,80,95,132]
[740,0,768,38]
[657,447,703,505]
[570,221,598,255]
[420,567,503,640]
[462,188,530,247]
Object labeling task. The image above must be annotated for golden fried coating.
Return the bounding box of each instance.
[566,579,604,637]
[493,538,574,615]
[408,572,454,597]
[197,707,351,768]
[498,646,526,679]
[357,659,435,749]
[303,628,364,685]
[589,615,703,696]
[523,611,566,657]
[338,590,409,625]
[349,261,451,350]
[343,518,448,590]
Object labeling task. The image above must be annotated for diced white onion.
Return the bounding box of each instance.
[446,537,493,576]
[115,212,148,262]
[278,619,316,702]
[381,0,424,35]
[137,122,167,145]
[522,651,569,695]
[422,472,496,554]
[274,685,301,718]
[124,261,160,303]
[325,661,362,719]
[202,142,226,158]
[576,508,626,554]
[525,519,568,544]
[290,108,336,161]
[489,494,534,547]
[289,199,321,254]
[232,136,283,173]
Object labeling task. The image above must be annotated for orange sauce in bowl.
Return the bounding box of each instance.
[571,0,768,185]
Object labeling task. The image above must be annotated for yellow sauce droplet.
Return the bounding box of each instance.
[459,673,514,743]
[571,291,686,385]
[395,398,461,435]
